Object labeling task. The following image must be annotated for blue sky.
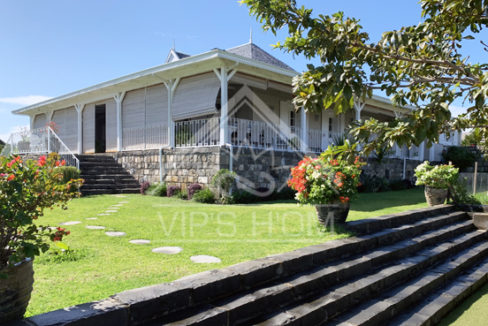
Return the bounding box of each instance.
[0,0,484,142]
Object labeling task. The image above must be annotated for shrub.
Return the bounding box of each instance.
[0,155,82,269]
[167,185,181,197]
[192,188,215,204]
[415,161,459,189]
[449,177,481,205]
[358,174,390,193]
[140,181,150,195]
[146,182,167,196]
[176,190,188,200]
[57,166,82,191]
[212,169,236,202]
[187,184,202,200]
[442,146,477,171]
[388,179,413,191]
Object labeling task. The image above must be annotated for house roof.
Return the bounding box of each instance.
[226,43,295,72]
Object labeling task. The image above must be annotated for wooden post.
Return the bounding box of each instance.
[474,161,478,194]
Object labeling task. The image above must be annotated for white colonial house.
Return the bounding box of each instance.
[2,41,460,192]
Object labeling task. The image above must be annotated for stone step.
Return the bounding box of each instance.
[157,214,472,325]
[81,167,130,175]
[81,174,136,180]
[390,258,488,326]
[252,229,488,325]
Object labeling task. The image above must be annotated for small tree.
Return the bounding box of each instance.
[243,0,488,155]
[0,154,82,269]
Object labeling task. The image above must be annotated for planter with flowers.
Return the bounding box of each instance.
[288,145,363,225]
[414,161,459,206]
[0,154,82,322]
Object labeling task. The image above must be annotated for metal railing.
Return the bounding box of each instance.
[123,124,169,150]
[175,118,220,148]
[0,127,79,169]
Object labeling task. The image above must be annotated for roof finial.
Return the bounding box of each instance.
[249,26,253,44]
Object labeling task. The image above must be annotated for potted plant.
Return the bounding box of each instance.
[288,145,363,225]
[0,154,82,322]
[414,161,459,206]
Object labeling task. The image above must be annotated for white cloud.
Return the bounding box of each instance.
[449,105,468,117]
[0,125,29,143]
[0,95,52,106]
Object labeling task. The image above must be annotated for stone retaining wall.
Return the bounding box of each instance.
[107,147,421,190]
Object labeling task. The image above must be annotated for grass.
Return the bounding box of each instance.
[27,188,426,317]
[438,282,488,325]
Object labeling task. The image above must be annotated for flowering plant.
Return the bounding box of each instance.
[0,154,83,269]
[414,161,459,189]
[288,148,363,205]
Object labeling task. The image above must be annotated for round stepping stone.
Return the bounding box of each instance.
[98,213,111,216]
[112,204,124,207]
[118,201,129,204]
[113,195,127,198]
[152,246,183,255]
[129,239,151,245]
[85,217,98,220]
[59,221,81,226]
[190,255,222,264]
[105,210,118,213]
[86,225,105,230]
[105,231,126,237]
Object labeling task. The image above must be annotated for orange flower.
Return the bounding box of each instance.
[7,174,15,181]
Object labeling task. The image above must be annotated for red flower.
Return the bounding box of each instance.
[339,196,350,203]
[61,160,66,166]
[38,155,47,167]
[7,174,15,181]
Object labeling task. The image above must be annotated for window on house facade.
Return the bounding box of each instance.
[290,110,296,133]
[329,117,333,132]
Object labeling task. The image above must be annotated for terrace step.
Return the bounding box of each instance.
[77,154,139,195]
[159,216,482,325]
[102,206,488,326]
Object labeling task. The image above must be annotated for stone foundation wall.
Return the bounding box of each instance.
[111,147,222,187]
[110,147,422,191]
[362,157,420,182]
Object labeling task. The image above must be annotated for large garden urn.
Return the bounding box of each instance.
[0,258,34,323]
[424,186,448,206]
[315,202,350,225]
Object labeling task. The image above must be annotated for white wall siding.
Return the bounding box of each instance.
[105,99,117,152]
[123,88,146,130]
[52,107,77,152]
[145,84,168,126]
[83,104,95,153]
[33,113,46,130]
[172,72,220,120]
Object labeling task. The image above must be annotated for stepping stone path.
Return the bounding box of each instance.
[59,221,81,226]
[86,225,106,230]
[190,255,222,264]
[105,231,126,237]
[129,239,151,245]
[86,217,98,220]
[152,246,183,255]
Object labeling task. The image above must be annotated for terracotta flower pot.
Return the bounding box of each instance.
[0,259,34,323]
[315,202,350,225]
[424,186,448,206]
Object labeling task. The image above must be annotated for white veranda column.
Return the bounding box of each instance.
[114,92,126,152]
[394,111,404,158]
[214,67,237,146]
[419,141,425,161]
[164,78,180,148]
[354,101,365,122]
[75,104,85,154]
[321,111,329,150]
[300,108,308,152]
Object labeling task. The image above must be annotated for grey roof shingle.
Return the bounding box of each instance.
[226,43,295,72]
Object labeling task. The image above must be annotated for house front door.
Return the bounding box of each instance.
[95,104,106,153]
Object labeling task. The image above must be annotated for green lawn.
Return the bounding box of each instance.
[27,188,426,317]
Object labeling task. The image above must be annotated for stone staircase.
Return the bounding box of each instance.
[77,154,140,196]
[136,206,488,326]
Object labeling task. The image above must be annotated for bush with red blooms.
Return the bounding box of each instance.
[288,145,363,205]
[0,153,83,269]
